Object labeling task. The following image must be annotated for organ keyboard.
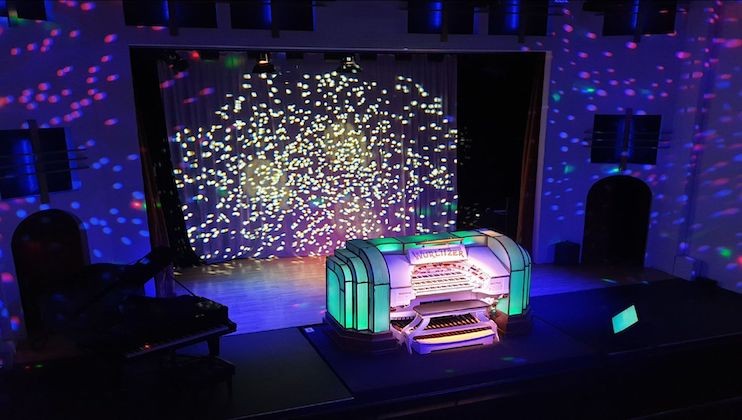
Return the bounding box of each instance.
[410,262,493,296]
[395,300,498,354]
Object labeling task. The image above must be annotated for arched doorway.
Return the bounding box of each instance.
[582,176,651,266]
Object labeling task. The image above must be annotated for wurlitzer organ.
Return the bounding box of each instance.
[325,229,532,354]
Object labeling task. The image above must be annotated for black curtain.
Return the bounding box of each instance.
[457,53,545,245]
[516,55,545,252]
[130,47,201,274]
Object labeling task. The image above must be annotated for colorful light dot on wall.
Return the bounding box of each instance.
[718,247,732,258]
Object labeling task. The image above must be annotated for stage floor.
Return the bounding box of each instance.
[175,257,673,334]
[4,277,742,419]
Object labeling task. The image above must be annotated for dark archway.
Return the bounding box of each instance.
[582,176,651,266]
[12,209,90,338]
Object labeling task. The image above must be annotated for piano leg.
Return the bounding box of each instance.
[207,336,221,357]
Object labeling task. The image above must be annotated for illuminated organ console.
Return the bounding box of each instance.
[325,229,532,354]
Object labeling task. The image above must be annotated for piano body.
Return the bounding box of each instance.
[114,294,236,360]
[325,229,532,354]
[50,247,236,361]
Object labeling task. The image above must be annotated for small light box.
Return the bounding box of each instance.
[612,304,638,334]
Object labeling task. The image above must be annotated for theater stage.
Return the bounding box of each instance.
[4,275,741,419]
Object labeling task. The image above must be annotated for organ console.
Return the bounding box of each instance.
[325,229,532,354]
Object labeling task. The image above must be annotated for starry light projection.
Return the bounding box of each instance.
[168,69,457,262]
[0,1,152,338]
[529,2,741,283]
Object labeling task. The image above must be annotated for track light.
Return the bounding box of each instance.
[163,51,189,74]
[252,52,276,74]
[336,55,362,74]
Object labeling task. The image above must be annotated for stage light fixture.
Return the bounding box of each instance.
[252,52,276,74]
[163,51,189,73]
[337,55,362,74]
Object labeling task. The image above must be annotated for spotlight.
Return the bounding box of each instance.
[252,52,276,74]
[163,51,189,73]
[337,55,362,74]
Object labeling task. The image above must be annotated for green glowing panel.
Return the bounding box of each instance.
[357,245,389,286]
[338,263,352,290]
[368,237,401,246]
[487,237,511,270]
[372,284,390,333]
[499,236,525,271]
[346,239,369,255]
[357,282,368,330]
[612,305,638,333]
[452,230,483,237]
[508,270,524,316]
[524,263,531,308]
[326,268,341,323]
[336,249,369,283]
[496,296,509,313]
[344,279,354,328]
[461,236,486,246]
[375,243,404,253]
[452,230,486,245]
[397,232,453,243]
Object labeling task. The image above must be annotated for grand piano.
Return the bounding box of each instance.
[48,247,236,361]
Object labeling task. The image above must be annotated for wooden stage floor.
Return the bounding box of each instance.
[175,256,673,334]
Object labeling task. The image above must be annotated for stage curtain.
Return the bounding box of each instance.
[131,48,201,290]
[158,53,458,263]
[516,56,545,252]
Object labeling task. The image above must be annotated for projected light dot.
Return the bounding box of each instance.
[718,247,732,258]
[169,70,457,261]
[10,317,21,331]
